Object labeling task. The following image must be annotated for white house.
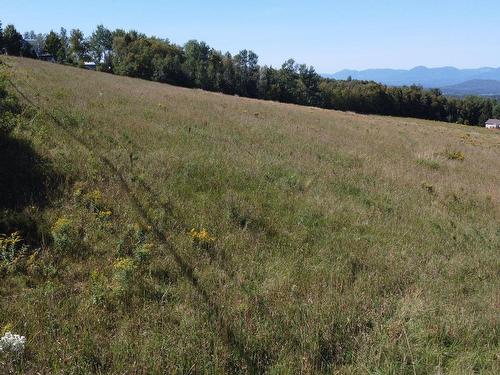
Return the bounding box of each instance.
[485,119,500,129]
[83,62,97,71]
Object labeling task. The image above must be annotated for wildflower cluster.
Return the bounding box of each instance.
[190,228,215,249]
[114,257,136,273]
[0,232,22,249]
[74,185,113,224]
[84,189,103,210]
[52,217,71,234]
[0,232,24,262]
[460,133,479,146]
[51,217,78,253]
[97,209,113,221]
[2,323,13,334]
[73,183,85,200]
[112,257,136,299]
[444,149,465,161]
[0,332,26,355]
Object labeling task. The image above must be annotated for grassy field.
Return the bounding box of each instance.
[1,56,499,374]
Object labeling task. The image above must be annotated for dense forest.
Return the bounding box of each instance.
[2,21,499,126]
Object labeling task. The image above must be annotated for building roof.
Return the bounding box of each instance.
[485,119,500,125]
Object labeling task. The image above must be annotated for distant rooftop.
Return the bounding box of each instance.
[485,119,500,125]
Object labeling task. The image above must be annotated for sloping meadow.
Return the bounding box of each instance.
[1,57,499,374]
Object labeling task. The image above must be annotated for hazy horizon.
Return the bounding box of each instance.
[326,65,500,74]
[2,0,500,72]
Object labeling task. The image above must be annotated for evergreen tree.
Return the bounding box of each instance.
[0,21,4,51]
[278,59,299,103]
[258,65,280,100]
[3,24,22,56]
[492,102,500,119]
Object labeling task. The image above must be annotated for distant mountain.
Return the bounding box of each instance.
[441,79,500,97]
[323,66,500,89]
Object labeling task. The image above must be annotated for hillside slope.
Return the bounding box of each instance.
[442,79,500,97]
[1,57,499,374]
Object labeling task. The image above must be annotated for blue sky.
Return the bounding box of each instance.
[2,0,499,72]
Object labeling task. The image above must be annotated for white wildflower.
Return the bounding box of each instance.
[0,332,26,354]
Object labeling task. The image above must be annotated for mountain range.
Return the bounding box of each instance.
[440,79,500,97]
[323,66,500,96]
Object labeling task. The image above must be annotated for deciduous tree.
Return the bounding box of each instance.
[69,29,88,64]
[44,30,63,60]
[89,25,113,67]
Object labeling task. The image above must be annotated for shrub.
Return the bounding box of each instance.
[51,217,78,253]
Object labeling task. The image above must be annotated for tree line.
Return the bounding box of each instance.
[1,21,499,126]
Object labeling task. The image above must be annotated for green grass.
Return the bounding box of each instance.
[1,57,499,374]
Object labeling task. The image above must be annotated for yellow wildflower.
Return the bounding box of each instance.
[84,189,103,208]
[2,323,13,335]
[113,257,135,272]
[190,228,215,245]
[0,232,23,250]
[143,243,155,252]
[52,217,71,233]
[27,251,38,267]
[98,210,113,219]
[73,187,83,198]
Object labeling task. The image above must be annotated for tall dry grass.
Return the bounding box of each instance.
[1,56,498,374]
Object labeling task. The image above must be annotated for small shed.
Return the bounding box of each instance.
[485,119,500,129]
